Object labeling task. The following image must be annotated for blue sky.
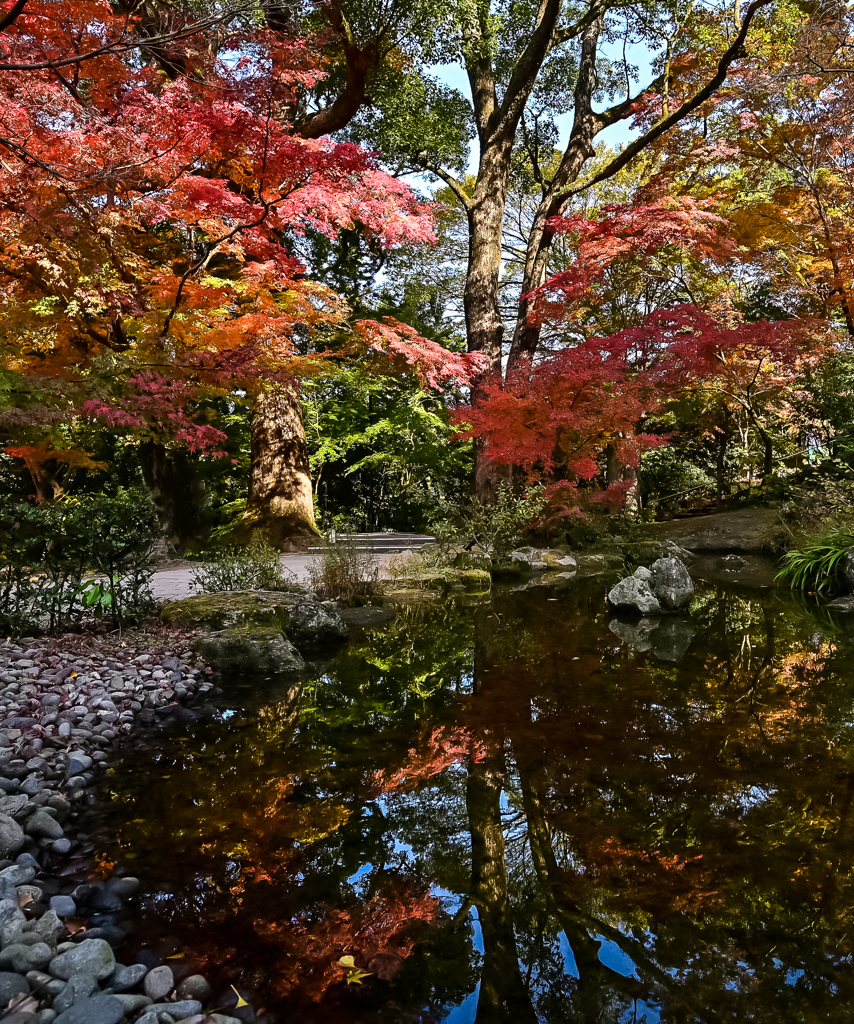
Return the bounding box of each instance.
[427,37,654,171]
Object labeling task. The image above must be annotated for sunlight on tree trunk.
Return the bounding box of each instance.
[238,386,319,551]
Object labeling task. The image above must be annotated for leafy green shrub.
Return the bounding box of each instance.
[0,489,158,633]
[777,531,854,595]
[306,540,380,602]
[428,482,546,562]
[191,538,299,594]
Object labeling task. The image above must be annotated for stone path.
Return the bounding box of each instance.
[151,532,434,603]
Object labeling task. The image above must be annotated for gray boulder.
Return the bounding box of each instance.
[49,938,116,981]
[607,577,662,616]
[510,547,548,571]
[287,604,349,647]
[197,627,305,677]
[0,941,53,972]
[0,813,24,857]
[54,995,125,1024]
[650,557,694,611]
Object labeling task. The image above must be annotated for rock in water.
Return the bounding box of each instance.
[650,557,694,611]
[197,627,305,677]
[287,604,349,647]
[143,964,174,1000]
[607,577,662,616]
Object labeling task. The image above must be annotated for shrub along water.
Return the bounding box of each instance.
[190,538,300,594]
[0,489,158,634]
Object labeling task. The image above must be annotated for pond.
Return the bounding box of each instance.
[90,576,854,1023]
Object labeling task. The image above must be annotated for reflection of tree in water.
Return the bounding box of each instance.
[98,585,854,1021]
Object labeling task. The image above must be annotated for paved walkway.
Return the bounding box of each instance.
[151,532,434,603]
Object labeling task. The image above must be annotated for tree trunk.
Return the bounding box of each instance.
[139,442,207,556]
[239,386,319,551]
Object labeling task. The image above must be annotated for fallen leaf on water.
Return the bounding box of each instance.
[345,968,373,985]
[230,984,249,1008]
[337,956,356,968]
[166,952,184,959]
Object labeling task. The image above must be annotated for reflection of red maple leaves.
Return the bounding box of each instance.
[255,881,441,1001]
[575,836,722,916]
[364,725,486,799]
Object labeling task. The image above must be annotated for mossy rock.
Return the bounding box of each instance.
[453,568,491,591]
[490,562,526,581]
[197,626,305,677]
[453,551,492,571]
[575,552,625,574]
[621,541,666,565]
[160,590,294,631]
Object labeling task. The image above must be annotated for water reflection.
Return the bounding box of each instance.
[94,580,854,1022]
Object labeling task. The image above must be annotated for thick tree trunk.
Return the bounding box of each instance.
[238,386,319,551]
[139,442,207,556]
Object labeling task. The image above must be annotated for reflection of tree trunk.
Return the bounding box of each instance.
[467,752,538,1024]
[236,386,319,551]
[519,765,678,1012]
[139,442,207,555]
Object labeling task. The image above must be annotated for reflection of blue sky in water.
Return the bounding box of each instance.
[96,579,854,1021]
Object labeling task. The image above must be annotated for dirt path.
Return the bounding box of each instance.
[151,532,433,603]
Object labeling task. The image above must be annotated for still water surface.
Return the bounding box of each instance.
[94,578,854,1022]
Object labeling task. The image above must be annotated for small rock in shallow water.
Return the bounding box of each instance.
[144,965,174,1000]
[107,962,147,991]
[105,875,139,899]
[51,838,71,855]
[176,974,212,1003]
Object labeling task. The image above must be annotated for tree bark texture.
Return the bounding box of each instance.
[139,442,207,555]
[238,386,319,551]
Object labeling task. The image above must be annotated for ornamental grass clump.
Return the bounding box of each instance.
[776,531,854,595]
[307,540,380,602]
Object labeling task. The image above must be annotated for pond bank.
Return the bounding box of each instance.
[0,631,249,1024]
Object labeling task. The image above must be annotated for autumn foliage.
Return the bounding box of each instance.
[0,0,482,479]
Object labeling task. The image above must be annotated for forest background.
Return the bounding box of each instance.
[1,0,854,555]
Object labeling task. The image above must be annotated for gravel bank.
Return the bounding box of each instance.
[0,630,251,1024]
